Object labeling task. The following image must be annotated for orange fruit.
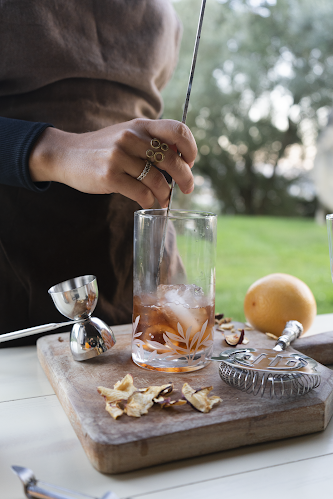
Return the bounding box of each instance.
[243,273,317,336]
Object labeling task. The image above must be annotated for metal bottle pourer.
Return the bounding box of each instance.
[273,320,303,351]
[0,275,116,361]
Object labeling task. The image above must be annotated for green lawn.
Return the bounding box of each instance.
[215,216,333,321]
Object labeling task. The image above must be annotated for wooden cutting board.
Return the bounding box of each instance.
[37,323,333,474]
[293,331,333,365]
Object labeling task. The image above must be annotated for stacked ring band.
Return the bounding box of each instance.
[137,161,153,181]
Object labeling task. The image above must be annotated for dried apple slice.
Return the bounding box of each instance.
[266,332,279,340]
[154,397,187,408]
[214,313,224,323]
[225,329,249,346]
[97,374,137,403]
[105,401,125,420]
[182,383,221,413]
[125,384,174,417]
[218,323,235,331]
[164,399,187,407]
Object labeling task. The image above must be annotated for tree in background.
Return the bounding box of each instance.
[162,0,333,216]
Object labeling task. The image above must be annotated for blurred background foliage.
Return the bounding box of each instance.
[162,0,333,319]
[162,0,333,217]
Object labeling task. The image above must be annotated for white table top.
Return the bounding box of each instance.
[1,315,333,499]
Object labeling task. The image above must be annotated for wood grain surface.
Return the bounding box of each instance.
[294,331,333,365]
[37,324,333,474]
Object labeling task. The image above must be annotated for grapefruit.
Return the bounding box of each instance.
[243,273,317,336]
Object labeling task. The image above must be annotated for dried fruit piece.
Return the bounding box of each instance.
[97,374,139,419]
[219,317,232,324]
[215,316,232,326]
[219,323,235,331]
[224,329,249,346]
[156,384,174,397]
[214,313,224,323]
[182,383,221,413]
[225,334,240,346]
[266,332,279,340]
[114,374,137,393]
[154,397,187,408]
[125,384,173,417]
[125,391,154,417]
[98,377,220,419]
[225,329,245,346]
[97,374,137,404]
[105,401,124,420]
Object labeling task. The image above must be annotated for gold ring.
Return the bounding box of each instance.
[151,138,161,149]
[146,149,155,160]
[151,138,169,152]
[137,161,152,181]
[145,150,165,163]
[153,151,165,163]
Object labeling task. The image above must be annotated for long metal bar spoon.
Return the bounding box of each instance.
[156,0,207,285]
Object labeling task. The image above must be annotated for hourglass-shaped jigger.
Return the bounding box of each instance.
[0,275,116,362]
[48,275,116,361]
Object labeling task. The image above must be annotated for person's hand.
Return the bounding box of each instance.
[29,118,197,208]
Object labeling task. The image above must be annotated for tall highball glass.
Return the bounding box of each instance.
[132,209,217,372]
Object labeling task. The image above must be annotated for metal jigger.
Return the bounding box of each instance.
[48,275,116,361]
[0,275,116,362]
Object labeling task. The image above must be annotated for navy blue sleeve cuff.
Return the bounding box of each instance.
[0,117,53,192]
